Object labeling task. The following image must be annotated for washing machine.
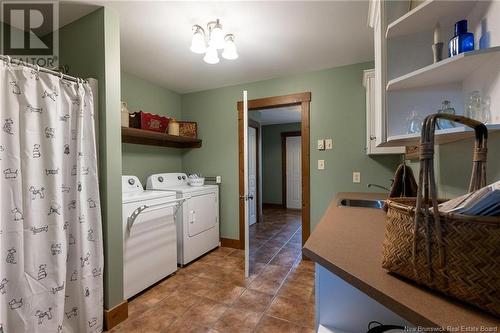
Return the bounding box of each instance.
[122,175,183,299]
[146,173,220,265]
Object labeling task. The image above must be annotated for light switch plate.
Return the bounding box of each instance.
[325,139,333,150]
[352,172,361,183]
[317,139,325,150]
[318,160,325,170]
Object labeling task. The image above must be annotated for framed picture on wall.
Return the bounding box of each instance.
[178,121,198,138]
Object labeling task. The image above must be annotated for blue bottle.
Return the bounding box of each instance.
[449,20,474,57]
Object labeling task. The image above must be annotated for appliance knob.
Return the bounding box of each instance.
[182,176,186,180]
[178,176,182,180]
[128,178,135,185]
[158,176,164,182]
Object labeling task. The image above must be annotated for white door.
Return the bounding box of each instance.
[286,136,302,209]
[242,91,250,278]
[248,126,257,226]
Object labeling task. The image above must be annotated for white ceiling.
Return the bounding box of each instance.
[249,105,301,125]
[60,1,373,94]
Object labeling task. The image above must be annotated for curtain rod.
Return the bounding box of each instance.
[0,55,86,83]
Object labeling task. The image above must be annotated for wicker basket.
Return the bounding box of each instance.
[383,114,500,317]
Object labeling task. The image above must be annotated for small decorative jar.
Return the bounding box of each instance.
[168,118,180,136]
[121,102,130,127]
[449,20,474,57]
[437,100,456,130]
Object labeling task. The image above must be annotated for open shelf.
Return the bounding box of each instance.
[386,47,500,91]
[121,127,202,148]
[386,0,477,39]
[381,124,500,147]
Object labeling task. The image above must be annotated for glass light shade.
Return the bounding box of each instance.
[222,38,238,60]
[190,29,206,54]
[210,25,225,49]
[203,46,219,64]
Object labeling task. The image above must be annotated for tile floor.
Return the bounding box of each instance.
[109,207,315,333]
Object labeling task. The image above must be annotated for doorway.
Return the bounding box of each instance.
[237,92,311,252]
[282,132,302,210]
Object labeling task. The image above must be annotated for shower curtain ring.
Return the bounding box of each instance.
[36,65,40,73]
[6,56,11,66]
[59,71,63,80]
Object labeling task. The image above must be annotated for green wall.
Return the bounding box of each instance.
[261,123,301,205]
[59,7,123,310]
[121,72,183,184]
[410,133,500,199]
[181,62,401,240]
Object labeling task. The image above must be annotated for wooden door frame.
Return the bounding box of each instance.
[281,131,302,210]
[248,119,262,223]
[237,92,311,249]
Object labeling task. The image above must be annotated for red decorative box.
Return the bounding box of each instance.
[129,111,169,133]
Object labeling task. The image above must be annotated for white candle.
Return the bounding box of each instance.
[434,22,441,44]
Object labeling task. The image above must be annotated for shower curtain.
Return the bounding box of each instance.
[0,60,103,333]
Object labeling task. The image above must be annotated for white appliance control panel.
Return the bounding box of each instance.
[147,173,189,189]
[122,175,143,193]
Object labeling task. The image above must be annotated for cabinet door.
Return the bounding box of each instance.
[367,1,404,154]
[364,69,404,155]
[372,0,386,147]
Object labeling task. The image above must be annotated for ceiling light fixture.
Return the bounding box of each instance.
[190,25,206,54]
[190,19,238,64]
[222,34,238,60]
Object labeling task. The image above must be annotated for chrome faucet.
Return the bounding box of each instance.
[367,183,391,192]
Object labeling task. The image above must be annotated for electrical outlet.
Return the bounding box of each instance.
[352,172,361,183]
[325,139,333,150]
[318,160,325,170]
[317,139,325,150]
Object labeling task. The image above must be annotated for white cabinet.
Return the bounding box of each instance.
[363,69,404,155]
[315,264,411,332]
[369,0,500,147]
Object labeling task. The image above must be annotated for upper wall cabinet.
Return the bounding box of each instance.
[364,69,404,155]
[370,0,500,147]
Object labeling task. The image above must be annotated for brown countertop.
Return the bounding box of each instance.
[303,192,500,329]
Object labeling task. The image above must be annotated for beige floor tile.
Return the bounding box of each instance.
[164,318,212,333]
[182,276,219,297]
[204,281,246,305]
[248,275,283,295]
[176,298,228,328]
[278,280,314,302]
[255,315,314,333]
[155,290,204,317]
[233,289,273,313]
[267,295,315,329]
[213,308,262,333]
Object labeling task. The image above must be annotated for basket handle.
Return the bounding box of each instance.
[413,113,488,274]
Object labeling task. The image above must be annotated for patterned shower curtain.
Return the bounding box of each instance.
[0,60,103,333]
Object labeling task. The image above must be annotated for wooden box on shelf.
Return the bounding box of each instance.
[178,121,198,138]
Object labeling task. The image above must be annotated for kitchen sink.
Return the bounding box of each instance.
[338,198,385,209]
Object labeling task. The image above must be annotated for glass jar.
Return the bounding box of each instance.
[407,110,423,134]
[437,100,456,130]
[121,102,130,127]
[465,91,490,123]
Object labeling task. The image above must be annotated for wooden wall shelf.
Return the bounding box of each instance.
[121,127,202,148]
